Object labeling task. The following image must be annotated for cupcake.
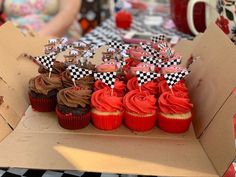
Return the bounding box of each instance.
[94,79,126,97]
[127,77,158,95]
[56,87,92,130]
[123,58,141,81]
[123,89,157,131]
[91,88,124,130]
[61,70,94,89]
[157,79,188,96]
[29,73,62,112]
[62,62,95,89]
[157,91,193,133]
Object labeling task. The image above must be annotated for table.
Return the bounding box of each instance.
[79,14,193,45]
[0,12,194,177]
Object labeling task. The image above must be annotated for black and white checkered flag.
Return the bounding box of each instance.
[141,56,162,66]
[108,41,130,50]
[116,60,126,69]
[68,65,93,82]
[157,58,181,68]
[136,71,160,86]
[140,43,159,58]
[94,72,117,88]
[151,34,166,43]
[35,53,57,71]
[164,70,189,89]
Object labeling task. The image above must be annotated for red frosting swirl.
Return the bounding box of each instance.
[94,79,126,96]
[157,80,188,96]
[123,90,157,114]
[127,77,158,95]
[158,91,193,114]
[91,88,124,112]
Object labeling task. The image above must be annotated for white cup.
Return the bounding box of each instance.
[187,0,218,35]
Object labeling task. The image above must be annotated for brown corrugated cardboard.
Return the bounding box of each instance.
[0,22,234,177]
[186,24,236,138]
[0,115,12,141]
[200,93,236,176]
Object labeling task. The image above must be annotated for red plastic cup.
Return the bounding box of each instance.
[170,0,206,35]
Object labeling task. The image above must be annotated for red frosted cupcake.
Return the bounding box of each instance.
[56,87,92,130]
[157,79,188,96]
[29,74,62,112]
[91,88,124,130]
[157,91,193,133]
[127,77,158,95]
[94,79,126,97]
[123,89,157,131]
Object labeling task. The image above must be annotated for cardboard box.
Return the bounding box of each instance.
[0,22,235,177]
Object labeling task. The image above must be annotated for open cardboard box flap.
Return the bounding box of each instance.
[0,22,235,177]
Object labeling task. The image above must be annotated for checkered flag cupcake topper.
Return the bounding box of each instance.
[67,65,93,86]
[157,58,182,68]
[136,71,160,86]
[164,70,190,89]
[141,56,162,66]
[140,43,159,58]
[108,41,130,50]
[94,72,117,89]
[35,52,57,77]
[116,60,126,69]
[151,34,166,43]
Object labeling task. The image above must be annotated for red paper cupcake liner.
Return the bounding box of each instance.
[124,111,156,132]
[157,112,192,133]
[29,93,57,112]
[56,106,91,130]
[91,110,123,130]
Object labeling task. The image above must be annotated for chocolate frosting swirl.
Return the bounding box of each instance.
[57,87,92,108]
[61,70,94,89]
[29,74,62,95]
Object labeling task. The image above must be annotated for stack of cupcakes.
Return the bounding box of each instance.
[91,50,126,130]
[29,52,63,112]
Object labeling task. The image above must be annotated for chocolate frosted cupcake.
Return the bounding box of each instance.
[29,74,62,112]
[56,87,92,129]
[62,62,95,89]
[38,61,66,75]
